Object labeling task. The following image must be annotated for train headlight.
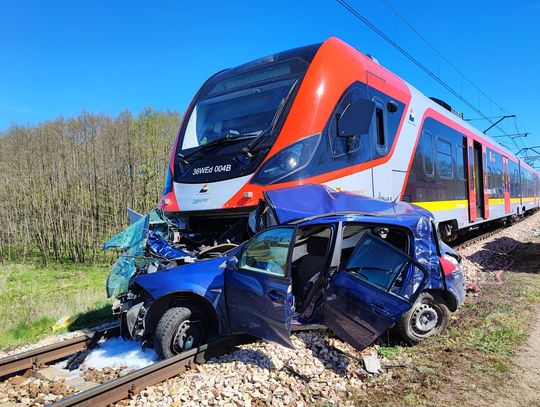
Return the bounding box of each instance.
[252,133,320,185]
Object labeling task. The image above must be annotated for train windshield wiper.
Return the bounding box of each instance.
[241,80,299,158]
[178,132,257,164]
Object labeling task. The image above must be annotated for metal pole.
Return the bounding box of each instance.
[483,115,515,133]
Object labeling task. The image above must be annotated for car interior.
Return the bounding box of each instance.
[340,224,411,294]
[339,224,410,265]
[289,223,412,314]
[290,226,332,314]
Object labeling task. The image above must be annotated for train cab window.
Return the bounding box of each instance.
[374,98,387,156]
[328,85,369,157]
[422,131,434,177]
[436,137,453,179]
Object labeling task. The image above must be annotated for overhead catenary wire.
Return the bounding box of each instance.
[335,0,532,152]
[379,0,508,116]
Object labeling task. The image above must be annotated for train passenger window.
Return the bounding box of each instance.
[456,145,466,180]
[374,99,387,156]
[422,131,434,177]
[437,137,453,179]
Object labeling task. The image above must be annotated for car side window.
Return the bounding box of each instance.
[239,227,295,277]
[344,234,408,291]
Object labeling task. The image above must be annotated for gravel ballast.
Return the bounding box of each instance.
[1,211,539,406]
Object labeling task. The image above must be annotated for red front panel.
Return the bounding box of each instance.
[503,157,511,214]
[482,145,489,219]
[467,137,476,222]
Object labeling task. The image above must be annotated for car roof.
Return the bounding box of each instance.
[264,184,434,226]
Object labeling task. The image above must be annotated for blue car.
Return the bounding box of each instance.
[110,185,465,359]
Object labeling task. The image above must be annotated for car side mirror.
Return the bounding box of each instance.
[226,255,239,270]
[337,99,376,139]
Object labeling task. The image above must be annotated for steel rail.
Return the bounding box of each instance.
[452,228,505,251]
[0,325,120,379]
[51,334,253,407]
[451,209,538,251]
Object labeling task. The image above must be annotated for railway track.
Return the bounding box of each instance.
[451,225,506,251]
[449,210,538,251]
[0,326,252,407]
[52,334,253,407]
[0,325,120,380]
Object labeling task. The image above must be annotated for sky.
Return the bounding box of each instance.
[1,0,539,160]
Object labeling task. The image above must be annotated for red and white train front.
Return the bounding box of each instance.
[158,37,539,244]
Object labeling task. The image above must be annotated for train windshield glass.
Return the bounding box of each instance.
[177,43,321,154]
[181,75,297,150]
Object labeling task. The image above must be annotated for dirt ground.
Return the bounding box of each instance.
[465,237,540,407]
[492,306,540,407]
[491,240,540,407]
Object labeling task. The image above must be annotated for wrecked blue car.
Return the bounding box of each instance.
[106,184,465,359]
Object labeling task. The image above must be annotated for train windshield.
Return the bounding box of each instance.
[177,44,321,154]
[181,75,297,150]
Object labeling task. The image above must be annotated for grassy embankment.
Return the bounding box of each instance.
[362,243,540,406]
[0,261,114,349]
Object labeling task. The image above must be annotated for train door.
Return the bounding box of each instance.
[518,164,522,208]
[533,174,538,208]
[466,137,476,222]
[503,157,511,214]
[473,142,485,219]
[482,145,489,219]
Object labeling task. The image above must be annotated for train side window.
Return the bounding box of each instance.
[422,131,434,177]
[374,98,387,156]
[436,137,453,179]
[456,144,466,180]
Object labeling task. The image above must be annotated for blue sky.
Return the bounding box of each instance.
[1,0,539,156]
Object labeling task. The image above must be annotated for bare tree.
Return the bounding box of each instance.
[0,109,180,264]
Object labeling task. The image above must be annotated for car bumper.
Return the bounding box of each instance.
[445,270,466,308]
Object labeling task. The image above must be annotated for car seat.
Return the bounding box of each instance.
[292,236,328,313]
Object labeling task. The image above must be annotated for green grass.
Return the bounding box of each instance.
[377,345,401,360]
[363,272,540,406]
[432,274,540,359]
[0,262,114,349]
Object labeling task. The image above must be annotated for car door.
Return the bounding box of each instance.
[225,226,296,348]
[324,232,428,350]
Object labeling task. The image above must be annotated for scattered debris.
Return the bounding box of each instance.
[362,352,382,374]
[34,366,71,381]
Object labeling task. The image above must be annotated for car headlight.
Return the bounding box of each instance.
[251,133,320,185]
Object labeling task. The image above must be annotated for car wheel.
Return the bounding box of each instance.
[153,307,205,359]
[396,292,449,344]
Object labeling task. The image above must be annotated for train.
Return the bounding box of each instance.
[158,37,539,244]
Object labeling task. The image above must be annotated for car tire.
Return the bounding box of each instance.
[153,307,205,359]
[396,292,449,344]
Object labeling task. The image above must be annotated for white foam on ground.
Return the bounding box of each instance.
[81,337,158,371]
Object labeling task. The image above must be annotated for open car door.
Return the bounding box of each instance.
[324,233,428,350]
[225,226,296,348]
